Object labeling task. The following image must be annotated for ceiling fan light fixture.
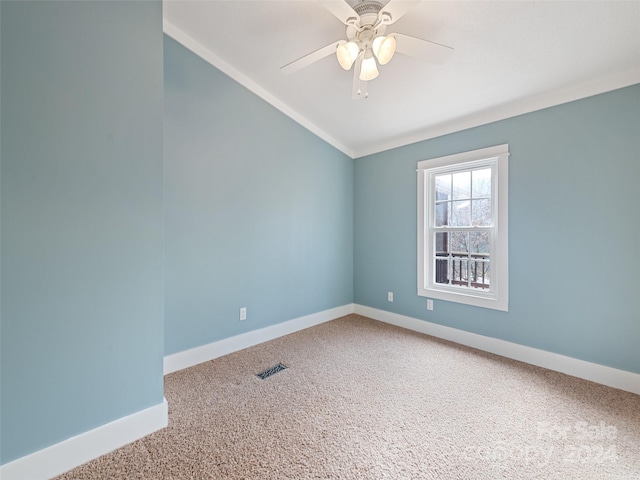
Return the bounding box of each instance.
[372,35,396,65]
[336,41,359,70]
[359,53,379,81]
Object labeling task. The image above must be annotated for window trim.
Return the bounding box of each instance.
[417,144,509,311]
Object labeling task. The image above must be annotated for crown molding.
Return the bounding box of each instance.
[354,68,640,158]
[162,20,355,159]
[163,17,639,161]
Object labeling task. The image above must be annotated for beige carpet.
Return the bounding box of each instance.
[57,314,640,479]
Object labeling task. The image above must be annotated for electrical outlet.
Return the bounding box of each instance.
[427,299,433,311]
[387,291,394,302]
[239,307,247,321]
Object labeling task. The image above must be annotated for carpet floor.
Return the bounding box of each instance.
[56,314,640,479]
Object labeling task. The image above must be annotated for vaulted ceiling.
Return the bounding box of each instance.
[163,0,640,158]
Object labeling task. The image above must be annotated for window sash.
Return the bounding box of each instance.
[432,223,494,291]
[426,162,497,296]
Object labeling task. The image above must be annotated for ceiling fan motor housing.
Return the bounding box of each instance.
[353,1,383,17]
[346,1,387,45]
[354,1,384,25]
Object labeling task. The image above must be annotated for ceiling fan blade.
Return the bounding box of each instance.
[281,41,341,75]
[351,55,368,100]
[318,0,359,25]
[393,33,454,65]
[379,0,422,24]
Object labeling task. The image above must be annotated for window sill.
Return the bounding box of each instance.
[418,287,508,312]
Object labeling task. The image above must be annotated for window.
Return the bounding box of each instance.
[417,144,509,311]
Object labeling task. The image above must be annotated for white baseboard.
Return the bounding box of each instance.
[0,398,168,480]
[354,305,640,395]
[164,304,355,375]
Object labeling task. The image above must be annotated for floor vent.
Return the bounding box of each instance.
[256,363,287,380]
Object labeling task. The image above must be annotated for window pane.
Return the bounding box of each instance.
[452,259,469,285]
[450,232,468,255]
[461,260,469,283]
[471,199,491,226]
[435,257,449,285]
[452,171,471,200]
[472,260,490,288]
[435,232,448,254]
[435,174,451,201]
[470,232,490,255]
[451,201,470,226]
[451,259,459,284]
[435,202,449,226]
[483,261,491,284]
[472,168,492,198]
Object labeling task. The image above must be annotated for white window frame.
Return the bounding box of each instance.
[417,144,509,311]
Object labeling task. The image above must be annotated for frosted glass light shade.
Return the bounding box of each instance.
[336,41,359,70]
[372,35,396,65]
[359,55,379,81]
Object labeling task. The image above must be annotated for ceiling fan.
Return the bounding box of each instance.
[280,0,454,99]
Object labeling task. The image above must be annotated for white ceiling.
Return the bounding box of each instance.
[163,0,640,158]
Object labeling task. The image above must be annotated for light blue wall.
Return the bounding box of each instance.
[0,0,636,467]
[354,84,640,374]
[0,0,164,464]
[163,37,354,355]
